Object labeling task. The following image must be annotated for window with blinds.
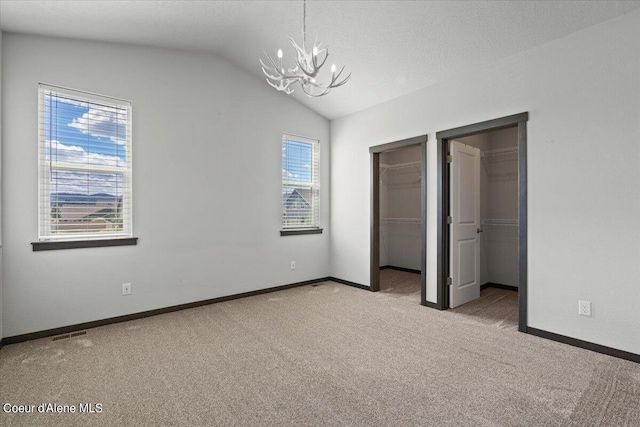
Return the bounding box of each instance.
[38,84,132,241]
[282,134,320,229]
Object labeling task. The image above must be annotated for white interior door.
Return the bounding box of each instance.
[450,141,481,308]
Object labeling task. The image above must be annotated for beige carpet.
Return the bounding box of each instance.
[379,268,423,303]
[1,280,639,426]
[451,286,519,329]
[380,269,519,329]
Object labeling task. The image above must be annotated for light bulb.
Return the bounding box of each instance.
[312,46,318,56]
[277,49,283,59]
[331,64,337,73]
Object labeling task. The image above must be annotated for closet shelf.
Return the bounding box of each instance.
[381,217,421,224]
[481,147,518,158]
[481,147,518,182]
[380,160,422,186]
[482,218,518,226]
[380,161,421,171]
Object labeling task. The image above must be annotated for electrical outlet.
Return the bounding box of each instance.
[578,300,591,316]
[290,261,296,270]
[122,283,132,296]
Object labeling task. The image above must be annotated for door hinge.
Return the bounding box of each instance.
[446,155,453,163]
[446,216,452,224]
[446,277,452,286]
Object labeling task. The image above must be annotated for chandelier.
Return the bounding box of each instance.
[260,0,351,97]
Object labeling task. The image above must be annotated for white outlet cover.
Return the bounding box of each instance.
[578,300,591,316]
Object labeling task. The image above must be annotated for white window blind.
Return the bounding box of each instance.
[282,134,320,229]
[38,84,133,241]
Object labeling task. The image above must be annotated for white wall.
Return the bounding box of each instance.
[2,33,330,338]
[380,146,421,270]
[330,11,640,354]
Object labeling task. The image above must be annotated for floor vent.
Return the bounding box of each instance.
[52,331,87,341]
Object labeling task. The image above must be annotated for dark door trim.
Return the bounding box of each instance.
[435,113,529,331]
[370,135,430,307]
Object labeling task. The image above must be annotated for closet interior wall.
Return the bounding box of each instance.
[456,127,519,288]
[379,146,422,271]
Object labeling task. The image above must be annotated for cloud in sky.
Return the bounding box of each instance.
[68,105,128,145]
[47,140,126,168]
[44,94,128,145]
[282,168,295,179]
[46,140,125,196]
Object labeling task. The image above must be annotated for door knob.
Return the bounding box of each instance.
[477,228,484,233]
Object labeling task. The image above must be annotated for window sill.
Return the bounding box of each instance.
[32,237,138,251]
[280,228,323,236]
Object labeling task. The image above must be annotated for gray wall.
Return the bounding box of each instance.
[330,10,640,354]
[2,33,330,338]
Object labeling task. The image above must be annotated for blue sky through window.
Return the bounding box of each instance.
[282,139,312,184]
[44,94,128,200]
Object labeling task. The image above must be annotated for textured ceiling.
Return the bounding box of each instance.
[1,1,639,120]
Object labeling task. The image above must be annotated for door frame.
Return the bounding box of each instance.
[369,135,432,307]
[436,112,529,332]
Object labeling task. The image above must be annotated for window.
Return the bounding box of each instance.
[282,134,320,231]
[38,84,133,243]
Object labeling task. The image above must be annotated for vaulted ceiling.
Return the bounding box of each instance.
[2,1,639,120]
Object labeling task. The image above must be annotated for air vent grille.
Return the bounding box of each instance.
[52,331,87,341]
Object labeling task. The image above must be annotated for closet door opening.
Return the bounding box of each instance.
[370,136,429,306]
[436,113,528,332]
